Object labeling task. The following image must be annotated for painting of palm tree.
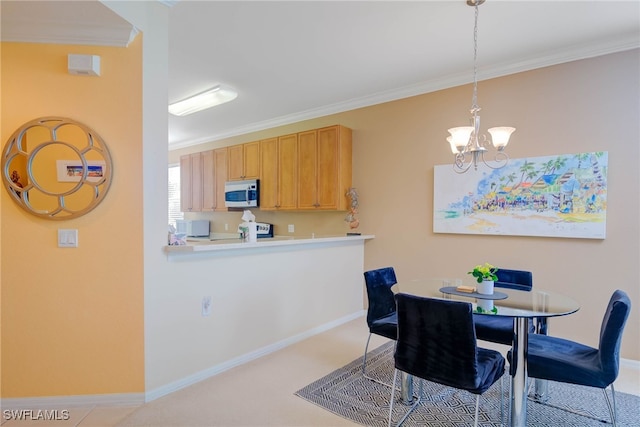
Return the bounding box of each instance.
[433,151,608,239]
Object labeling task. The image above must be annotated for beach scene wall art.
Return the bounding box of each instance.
[434,151,608,239]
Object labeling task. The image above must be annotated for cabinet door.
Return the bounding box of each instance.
[316,126,340,209]
[278,133,298,210]
[297,130,318,209]
[260,138,278,210]
[227,144,244,180]
[228,142,260,180]
[243,141,260,179]
[180,153,203,212]
[214,148,228,211]
[201,150,216,211]
[180,155,192,211]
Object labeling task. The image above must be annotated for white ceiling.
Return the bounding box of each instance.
[2,1,639,149]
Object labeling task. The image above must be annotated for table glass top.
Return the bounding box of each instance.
[396,278,580,318]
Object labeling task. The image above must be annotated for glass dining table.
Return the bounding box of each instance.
[396,278,580,427]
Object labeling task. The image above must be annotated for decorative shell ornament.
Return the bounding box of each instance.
[345,187,360,230]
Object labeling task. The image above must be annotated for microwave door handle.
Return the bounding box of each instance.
[246,189,249,204]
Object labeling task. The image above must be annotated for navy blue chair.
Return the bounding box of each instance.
[474,268,535,345]
[362,267,398,383]
[508,289,631,426]
[389,293,505,427]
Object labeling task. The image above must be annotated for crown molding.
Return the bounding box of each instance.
[168,38,640,150]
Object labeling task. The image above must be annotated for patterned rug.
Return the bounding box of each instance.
[295,341,640,426]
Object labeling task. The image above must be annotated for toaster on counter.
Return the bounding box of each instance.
[256,222,274,238]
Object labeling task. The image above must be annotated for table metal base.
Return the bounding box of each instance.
[400,371,414,404]
[510,317,529,427]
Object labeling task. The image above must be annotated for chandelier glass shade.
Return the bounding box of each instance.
[448,0,515,173]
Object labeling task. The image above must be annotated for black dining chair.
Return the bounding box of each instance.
[388,293,505,427]
[362,267,398,384]
[474,268,535,345]
[508,289,631,426]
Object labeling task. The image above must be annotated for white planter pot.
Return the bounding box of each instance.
[477,299,495,311]
[477,280,495,295]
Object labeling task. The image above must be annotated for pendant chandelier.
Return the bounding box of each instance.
[447,0,515,173]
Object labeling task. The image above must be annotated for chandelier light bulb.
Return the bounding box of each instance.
[447,127,474,152]
[446,137,459,154]
[488,127,516,150]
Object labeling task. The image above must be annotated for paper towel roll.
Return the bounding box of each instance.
[248,222,257,243]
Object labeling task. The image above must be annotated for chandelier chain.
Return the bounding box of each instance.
[471,3,480,113]
[447,0,515,174]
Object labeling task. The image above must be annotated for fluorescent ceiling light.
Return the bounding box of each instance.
[169,84,238,116]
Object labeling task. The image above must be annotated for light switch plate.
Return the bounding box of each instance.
[58,229,78,248]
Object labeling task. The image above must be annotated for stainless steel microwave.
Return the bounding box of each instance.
[224,179,259,208]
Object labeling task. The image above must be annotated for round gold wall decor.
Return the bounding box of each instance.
[1,117,113,220]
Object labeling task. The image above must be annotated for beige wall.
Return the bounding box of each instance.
[0,40,145,396]
[353,50,639,360]
[174,50,639,360]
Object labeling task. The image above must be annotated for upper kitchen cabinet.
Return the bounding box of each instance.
[260,134,298,210]
[228,141,260,181]
[214,147,228,211]
[180,149,226,212]
[180,153,203,212]
[297,125,352,210]
[201,150,216,211]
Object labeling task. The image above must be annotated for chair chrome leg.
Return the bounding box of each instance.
[362,333,372,376]
[500,374,504,426]
[473,394,480,427]
[388,369,397,427]
[362,335,399,389]
[388,369,421,427]
[603,384,617,427]
[530,383,614,424]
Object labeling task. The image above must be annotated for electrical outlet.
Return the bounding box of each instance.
[224,223,229,231]
[202,296,212,317]
[288,224,295,233]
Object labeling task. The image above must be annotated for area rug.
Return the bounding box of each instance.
[295,342,640,426]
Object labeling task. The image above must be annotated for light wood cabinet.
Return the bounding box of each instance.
[214,147,228,211]
[180,149,228,212]
[201,150,216,211]
[180,153,203,212]
[179,125,351,213]
[228,141,260,180]
[297,125,352,210]
[260,134,298,210]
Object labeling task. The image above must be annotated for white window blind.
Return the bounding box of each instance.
[168,164,183,227]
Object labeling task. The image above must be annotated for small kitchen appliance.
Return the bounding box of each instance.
[175,219,210,237]
[225,179,259,208]
[236,222,274,239]
[256,222,274,238]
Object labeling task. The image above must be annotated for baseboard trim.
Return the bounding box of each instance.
[0,393,145,410]
[144,310,366,402]
[0,312,365,409]
[620,357,640,371]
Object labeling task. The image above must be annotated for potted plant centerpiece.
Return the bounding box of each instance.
[468,263,498,295]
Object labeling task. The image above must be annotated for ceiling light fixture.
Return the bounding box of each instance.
[168,84,238,116]
[447,0,515,173]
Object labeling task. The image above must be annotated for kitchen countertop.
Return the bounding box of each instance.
[164,234,375,254]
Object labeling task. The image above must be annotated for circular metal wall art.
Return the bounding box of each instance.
[1,117,113,220]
